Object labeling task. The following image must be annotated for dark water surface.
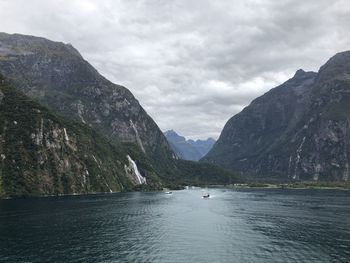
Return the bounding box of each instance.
[0,189,350,262]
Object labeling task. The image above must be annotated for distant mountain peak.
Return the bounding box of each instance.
[294,68,306,76]
[292,69,317,81]
[164,129,178,136]
[164,130,216,161]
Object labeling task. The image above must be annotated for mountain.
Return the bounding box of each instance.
[202,51,350,182]
[0,32,176,179]
[0,75,162,198]
[164,130,215,161]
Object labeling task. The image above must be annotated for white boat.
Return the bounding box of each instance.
[163,188,172,194]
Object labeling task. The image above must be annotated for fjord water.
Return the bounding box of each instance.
[0,189,349,262]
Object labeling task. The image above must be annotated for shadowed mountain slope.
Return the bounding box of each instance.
[203,51,350,182]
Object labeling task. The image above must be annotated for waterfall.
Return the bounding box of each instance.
[127,155,147,184]
[63,128,69,142]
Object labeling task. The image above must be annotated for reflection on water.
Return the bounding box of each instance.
[0,189,350,262]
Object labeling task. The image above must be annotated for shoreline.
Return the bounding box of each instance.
[226,183,350,191]
[2,183,349,200]
[0,190,124,201]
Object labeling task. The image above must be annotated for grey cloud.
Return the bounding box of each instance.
[0,0,349,139]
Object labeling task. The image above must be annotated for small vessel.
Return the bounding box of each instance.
[202,193,210,198]
[163,188,172,194]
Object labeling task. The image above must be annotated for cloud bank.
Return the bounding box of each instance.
[1,0,349,139]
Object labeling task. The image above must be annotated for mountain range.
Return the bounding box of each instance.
[0,33,237,197]
[164,130,215,161]
[202,51,350,182]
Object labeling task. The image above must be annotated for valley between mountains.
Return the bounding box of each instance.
[0,33,235,198]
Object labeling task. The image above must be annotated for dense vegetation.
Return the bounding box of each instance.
[169,160,238,187]
[0,76,155,197]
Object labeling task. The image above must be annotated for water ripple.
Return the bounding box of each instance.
[0,189,350,262]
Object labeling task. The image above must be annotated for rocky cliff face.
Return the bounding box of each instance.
[0,75,159,198]
[0,33,173,167]
[203,51,350,182]
[164,130,215,161]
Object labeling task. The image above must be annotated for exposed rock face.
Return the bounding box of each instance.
[0,33,172,162]
[202,51,350,182]
[0,75,157,198]
[164,130,215,161]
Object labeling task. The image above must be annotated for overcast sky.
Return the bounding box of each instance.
[1,0,350,139]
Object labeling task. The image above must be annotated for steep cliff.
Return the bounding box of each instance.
[0,75,159,198]
[203,51,350,182]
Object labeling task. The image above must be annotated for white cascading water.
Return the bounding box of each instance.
[127,155,147,184]
[63,128,69,142]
